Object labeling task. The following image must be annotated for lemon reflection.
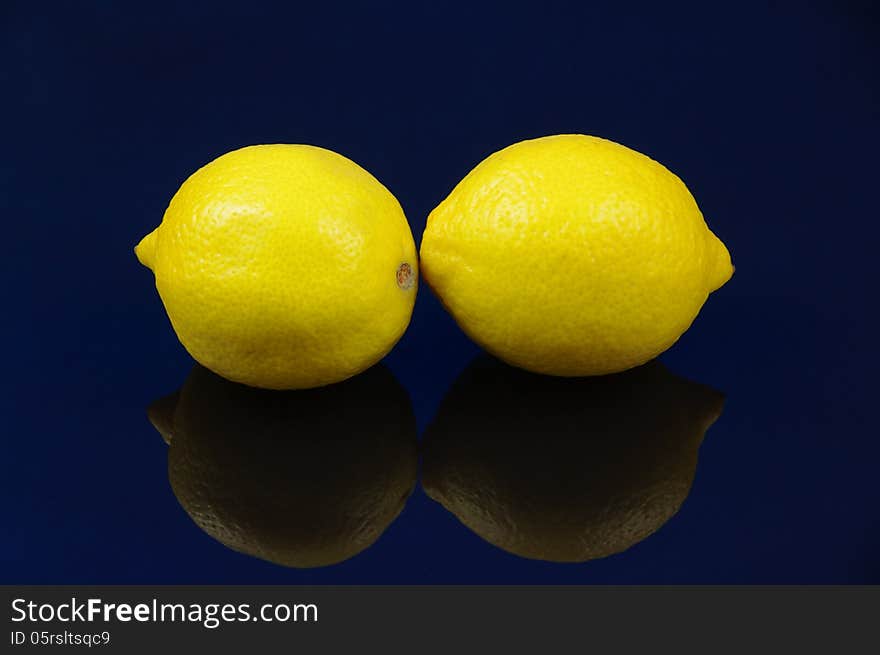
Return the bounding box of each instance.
[421,356,724,563]
[148,364,417,568]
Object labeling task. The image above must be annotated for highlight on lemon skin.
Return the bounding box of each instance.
[135,144,418,390]
[419,133,733,378]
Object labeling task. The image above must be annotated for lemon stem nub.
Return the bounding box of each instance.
[135,229,158,271]
[705,229,733,293]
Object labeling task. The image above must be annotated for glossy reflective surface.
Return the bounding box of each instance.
[4,2,878,583]
[159,364,417,569]
[148,358,721,570]
[421,357,723,564]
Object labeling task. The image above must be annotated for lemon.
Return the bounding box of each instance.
[136,144,418,390]
[153,363,417,568]
[420,134,733,376]
[422,356,724,562]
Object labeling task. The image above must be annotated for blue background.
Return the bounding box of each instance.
[3,1,878,583]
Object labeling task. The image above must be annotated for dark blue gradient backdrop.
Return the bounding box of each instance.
[3,1,878,583]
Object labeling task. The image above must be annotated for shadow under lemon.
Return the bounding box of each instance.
[421,356,725,563]
[147,364,418,568]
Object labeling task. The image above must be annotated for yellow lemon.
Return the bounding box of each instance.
[420,134,733,376]
[136,144,418,389]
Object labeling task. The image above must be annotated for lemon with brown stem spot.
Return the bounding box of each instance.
[136,144,418,390]
[420,134,733,376]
